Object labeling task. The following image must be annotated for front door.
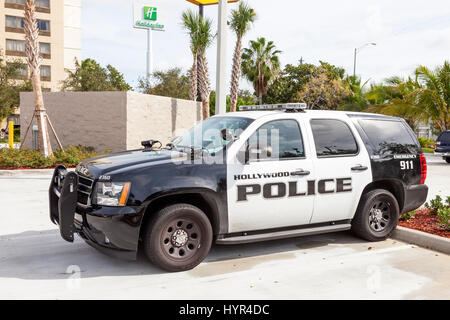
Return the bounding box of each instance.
[227,118,315,233]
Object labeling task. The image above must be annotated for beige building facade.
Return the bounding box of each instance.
[20,92,203,152]
[1,0,82,128]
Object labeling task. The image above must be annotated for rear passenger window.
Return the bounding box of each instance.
[311,119,358,157]
[359,119,418,155]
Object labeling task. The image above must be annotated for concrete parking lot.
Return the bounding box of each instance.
[0,155,449,300]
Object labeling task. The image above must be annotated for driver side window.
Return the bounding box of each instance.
[247,119,305,162]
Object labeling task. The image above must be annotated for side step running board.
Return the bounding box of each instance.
[216,224,351,245]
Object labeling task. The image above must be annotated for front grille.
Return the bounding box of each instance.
[77,174,94,206]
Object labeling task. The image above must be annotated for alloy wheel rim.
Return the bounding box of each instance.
[369,199,391,232]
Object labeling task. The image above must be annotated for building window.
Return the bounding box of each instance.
[5,0,26,5]
[5,39,51,59]
[5,0,50,13]
[39,43,51,58]
[37,20,50,31]
[6,39,26,52]
[40,65,51,81]
[6,15,24,28]
[36,0,50,9]
[5,16,51,36]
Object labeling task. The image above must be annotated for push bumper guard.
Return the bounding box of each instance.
[49,165,138,260]
[49,165,78,242]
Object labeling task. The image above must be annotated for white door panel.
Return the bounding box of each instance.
[306,116,373,224]
[227,159,315,232]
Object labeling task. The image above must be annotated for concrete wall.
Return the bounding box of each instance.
[20,92,202,152]
[126,92,202,150]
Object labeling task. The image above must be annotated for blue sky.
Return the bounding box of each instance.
[83,0,450,91]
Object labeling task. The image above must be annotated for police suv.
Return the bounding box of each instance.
[49,103,428,272]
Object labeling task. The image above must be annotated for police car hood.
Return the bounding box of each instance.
[77,149,186,178]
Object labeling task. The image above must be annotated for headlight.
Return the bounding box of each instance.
[93,182,131,206]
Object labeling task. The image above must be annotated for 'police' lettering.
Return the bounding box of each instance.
[237,178,352,201]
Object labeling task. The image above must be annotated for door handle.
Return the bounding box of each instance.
[351,165,368,171]
[291,169,310,176]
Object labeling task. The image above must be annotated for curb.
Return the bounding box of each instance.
[391,226,450,255]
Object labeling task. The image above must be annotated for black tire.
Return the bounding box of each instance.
[143,203,213,272]
[351,189,399,242]
[445,158,450,163]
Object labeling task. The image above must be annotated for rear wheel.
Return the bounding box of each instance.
[445,157,450,163]
[352,189,399,242]
[143,203,213,272]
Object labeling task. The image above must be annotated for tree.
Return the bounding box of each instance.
[0,52,32,122]
[138,68,190,100]
[365,77,424,131]
[265,62,317,104]
[339,75,370,112]
[61,58,131,92]
[229,1,256,112]
[181,10,215,119]
[414,61,449,131]
[209,89,257,115]
[293,67,351,110]
[24,0,52,156]
[241,37,281,105]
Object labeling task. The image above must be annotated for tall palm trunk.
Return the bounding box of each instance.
[198,52,210,119]
[24,0,52,156]
[189,53,198,101]
[230,38,243,112]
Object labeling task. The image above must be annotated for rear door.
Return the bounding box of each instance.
[306,116,373,224]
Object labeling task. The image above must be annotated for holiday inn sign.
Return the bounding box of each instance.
[133,1,165,31]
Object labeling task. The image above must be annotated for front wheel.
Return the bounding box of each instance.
[351,189,399,242]
[445,157,450,164]
[143,203,213,272]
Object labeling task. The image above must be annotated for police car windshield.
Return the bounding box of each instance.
[172,117,253,153]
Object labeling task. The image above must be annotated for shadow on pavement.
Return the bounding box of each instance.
[0,228,365,280]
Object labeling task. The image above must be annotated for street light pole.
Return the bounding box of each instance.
[215,0,227,115]
[353,42,376,78]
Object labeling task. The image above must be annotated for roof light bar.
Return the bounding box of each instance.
[239,103,308,112]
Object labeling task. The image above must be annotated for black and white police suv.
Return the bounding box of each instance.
[49,103,428,272]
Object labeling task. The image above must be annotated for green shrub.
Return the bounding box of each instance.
[437,207,450,230]
[425,196,450,229]
[425,195,445,215]
[0,145,107,169]
[399,210,416,221]
[418,137,435,148]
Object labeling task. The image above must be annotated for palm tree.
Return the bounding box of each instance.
[181,10,215,119]
[241,37,281,105]
[181,11,199,101]
[414,61,449,131]
[229,2,256,112]
[24,0,52,156]
[365,77,424,131]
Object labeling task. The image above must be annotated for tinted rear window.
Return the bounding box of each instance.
[438,132,450,143]
[311,119,358,157]
[359,119,418,155]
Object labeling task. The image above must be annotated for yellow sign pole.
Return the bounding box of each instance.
[8,121,14,149]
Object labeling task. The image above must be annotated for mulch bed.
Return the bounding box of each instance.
[399,209,450,238]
